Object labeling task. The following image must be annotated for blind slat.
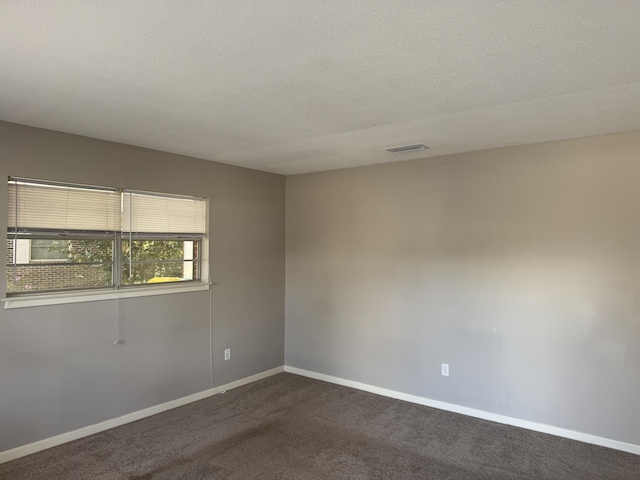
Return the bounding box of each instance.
[122,192,206,235]
[7,181,207,236]
[8,182,120,233]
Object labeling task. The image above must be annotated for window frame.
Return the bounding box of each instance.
[4,178,209,309]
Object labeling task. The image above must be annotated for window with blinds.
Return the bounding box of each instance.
[6,178,207,295]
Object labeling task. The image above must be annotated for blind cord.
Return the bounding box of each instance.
[128,195,133,280]
[114,192,122,345]
[114,293,120,345]
[208,260,218,391]
[13,181,17,288]
[209,279,214,388]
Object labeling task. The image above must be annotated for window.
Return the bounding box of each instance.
[6,178,207,296]
[30,239,70,261]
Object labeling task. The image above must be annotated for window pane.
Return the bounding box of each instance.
[31,239,71,261]
[6,238,114,293]
[122,261,193,285]
[124,240,196,261]
[7,238,114,265]
[121,240,198,285]
[68,239,114,264]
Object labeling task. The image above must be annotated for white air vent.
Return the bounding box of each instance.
[385,144,430,154]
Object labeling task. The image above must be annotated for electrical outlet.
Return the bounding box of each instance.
[224,348,231,361]
[441,363,449,377]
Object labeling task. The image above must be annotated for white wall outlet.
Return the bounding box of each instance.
[441,363,449,376]
[224,348,231,361]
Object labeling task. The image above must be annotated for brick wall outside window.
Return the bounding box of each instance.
[5,239,112,293]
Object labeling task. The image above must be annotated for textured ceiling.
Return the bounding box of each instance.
[1,1,640,175]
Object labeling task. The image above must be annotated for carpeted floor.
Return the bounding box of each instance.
[1,373,639,479]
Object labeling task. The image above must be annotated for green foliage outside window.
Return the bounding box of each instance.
[122,240,189,284]
[56,239,194,284]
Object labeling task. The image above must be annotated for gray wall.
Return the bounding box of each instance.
[0,121,285,452]
[286,131,640,446]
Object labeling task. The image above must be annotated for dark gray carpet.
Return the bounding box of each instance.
[1,373,638,479]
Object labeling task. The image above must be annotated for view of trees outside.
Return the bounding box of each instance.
[5,238,197,293]
[122,240,195,285]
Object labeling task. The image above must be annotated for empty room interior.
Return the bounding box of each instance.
[1,2,640,479]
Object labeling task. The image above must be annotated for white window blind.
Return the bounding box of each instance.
[122,191,206,237]
[7,180,120,234]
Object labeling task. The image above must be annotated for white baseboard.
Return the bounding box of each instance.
[284,366,640,457]
[0,366,284,465]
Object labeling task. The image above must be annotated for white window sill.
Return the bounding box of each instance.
[2,282,211,309]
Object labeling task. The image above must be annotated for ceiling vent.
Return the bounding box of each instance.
[385,143,430,154]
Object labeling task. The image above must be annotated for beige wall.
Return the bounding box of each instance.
[286,131,640,445]
[0,121,285,451]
